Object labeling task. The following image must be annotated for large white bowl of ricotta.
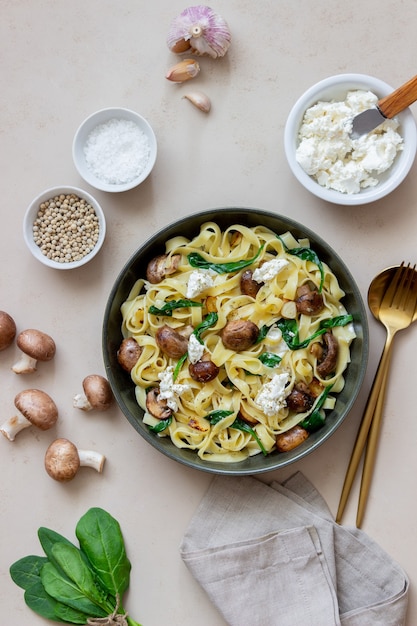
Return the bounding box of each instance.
[284,74,417,205]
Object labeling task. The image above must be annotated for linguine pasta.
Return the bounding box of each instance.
[120,222,355,463]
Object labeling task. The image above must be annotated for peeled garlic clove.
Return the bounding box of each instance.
[166,58,200,82]
[183,91,211,113]
[167,5,231,59]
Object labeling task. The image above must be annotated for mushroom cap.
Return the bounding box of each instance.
[82,374,114,411]
[45,438,80,481]
[0,311,17,351]
[16,329,56,361]
[14,389,58,430]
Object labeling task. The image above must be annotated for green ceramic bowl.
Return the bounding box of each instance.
[103,207,369,475]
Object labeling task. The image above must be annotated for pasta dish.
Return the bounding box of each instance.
[118,222,355,463]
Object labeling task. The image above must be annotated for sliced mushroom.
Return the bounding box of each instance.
[221,319,259,351]
[12,329,56,374]
[0,389,58,441]
[73,375,114,412]
[189,353,220,382]
[296,282,324,316]
[286,382,315,413]
[316,331,339,378]
[44,438,105,482]
[238,403,259,425]
[117,337,143,373]
[0,311,17,351]
[146,254,181,284]
[240,270,262,298]
[276,425,309,453]
[155,324,189,359]
[146,387,172,420]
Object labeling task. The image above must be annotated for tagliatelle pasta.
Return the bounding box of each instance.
[119,222,356,463]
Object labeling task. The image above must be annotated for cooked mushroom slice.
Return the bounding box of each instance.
[155,324,189,359]
[0,311,17,351]
[276,425,309,453]
[296,282,324,316]
[73,374,114,412]
[238,403,259,425]
[117,337,143,373]
[189,353,220,382]
[146,388,172,420]
[316,331,339,378]
[44,438,105,482]
[240,269,262,298]
[286,382,315,413]
[146,253,181,284]
[221,319,259,351]
[0,389,58,441]
[12,329,56,374]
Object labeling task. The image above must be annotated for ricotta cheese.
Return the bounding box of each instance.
[296,90,403,194]
[186,270,214,298]
[255,372,290,417]
[252,258,289,283]
[188,333,205,364]
[158,366,190,412]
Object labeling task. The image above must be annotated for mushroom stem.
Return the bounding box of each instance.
[78,449,106,473]
[0,414,31,441]
[11,354,38,374]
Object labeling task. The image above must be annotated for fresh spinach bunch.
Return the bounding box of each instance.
[10,508,142,626]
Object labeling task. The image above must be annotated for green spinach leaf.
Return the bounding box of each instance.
[278,236,325,292]
[149,416,172,433]
[149,299,203,316]
[193,311,218,344]
[231,416,268,456]
[75,508,132,598]
[276,315,353,350]
[188,245,264,274]
[258,352,282,367]
[300,384,334,432]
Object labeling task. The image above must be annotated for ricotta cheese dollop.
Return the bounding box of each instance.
[296,90,403,194]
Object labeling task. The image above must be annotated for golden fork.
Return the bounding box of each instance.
[336,262,417,527]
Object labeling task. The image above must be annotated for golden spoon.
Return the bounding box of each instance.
[336,263,417,526]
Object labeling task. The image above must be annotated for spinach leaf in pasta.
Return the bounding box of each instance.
[277,236,325,292]
[148,299,203,316]
[187,246,264,274]
[258,352,282,367]
[206,411,268,456]
[300,384,334,432]
[276,315,353,350]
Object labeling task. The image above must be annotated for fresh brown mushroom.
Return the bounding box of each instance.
[221,319,259,351]
[146,253,181,284]
[73,374,114,412]
[12,329,56,374]
[276,425,309,452]
[117,337,143,373]
[44,438,105,482]
[296,282,324,316]
[0,311,17,351]
[316,331,339,378]
[0,389,58,441]
[240,270,262,298]
[286,382,315,413]
[146,387,172,420]
[155,324,189,359]
[189,353,220,382]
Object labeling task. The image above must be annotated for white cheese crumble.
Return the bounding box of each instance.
[158,366,190,412]
[255,372,290,417]
[252,258,289,283]
[186,270,214,298]
[188,334,205,364]
[296,90,403,194]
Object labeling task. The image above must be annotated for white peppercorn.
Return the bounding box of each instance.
[32,194,100,263]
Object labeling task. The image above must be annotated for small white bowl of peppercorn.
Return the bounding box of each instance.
[23,186,106,270]
[72,107,157,193]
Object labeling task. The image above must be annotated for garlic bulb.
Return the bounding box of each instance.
[167,6,231,59]
[166,59,200,82]
[183,91,211,113]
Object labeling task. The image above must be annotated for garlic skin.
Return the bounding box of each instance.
[167,6,231,59]
[183,91,211,113]
[166,59,201,82]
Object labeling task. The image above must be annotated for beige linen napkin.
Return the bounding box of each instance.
[180,472,408,626]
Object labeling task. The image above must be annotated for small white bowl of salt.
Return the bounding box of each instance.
[72,107,157,192]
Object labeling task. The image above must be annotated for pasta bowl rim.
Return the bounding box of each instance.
[284,73,417,206]
[102,207,369,475]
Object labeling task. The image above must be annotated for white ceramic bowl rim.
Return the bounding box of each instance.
[23,185,106,270]
[284,73,417,206]
[72,107,157,193]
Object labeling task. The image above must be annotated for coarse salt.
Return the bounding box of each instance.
[84,118,151,185]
